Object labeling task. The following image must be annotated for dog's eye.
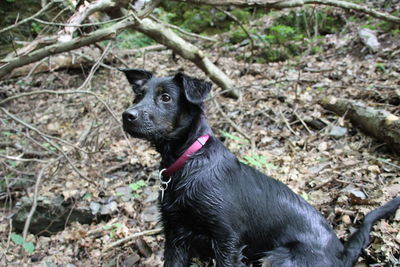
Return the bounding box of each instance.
[160,93,171,102]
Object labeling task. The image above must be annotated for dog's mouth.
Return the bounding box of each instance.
[123,120,167,141]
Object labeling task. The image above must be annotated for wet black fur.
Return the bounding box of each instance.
[121,69,400,267]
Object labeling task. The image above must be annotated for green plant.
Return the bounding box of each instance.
[311,45,323,54]
[10,233,35,254]
[301,192,309,201]
[129,180,147,198]
[241,154,277,169]
[375,63,386,73]
[42,142,58,151]
[30,22,42,34]
[103,223,123,238]
[116,31,155,49]
[220,131,249,144]
[83,193,92,200]
[1,131,13,137]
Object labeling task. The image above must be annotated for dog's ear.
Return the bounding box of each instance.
[174,73,212,105]
[119,68,153,92]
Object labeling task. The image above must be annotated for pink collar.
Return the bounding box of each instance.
[161,134,210,177]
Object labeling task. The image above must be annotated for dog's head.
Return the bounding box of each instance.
[121,69,211,142]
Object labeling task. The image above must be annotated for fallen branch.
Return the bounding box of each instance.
[0,18,136,79]
[22,157,61,240]
[133,18,240,98]
[319,96,400,152]
[175,0,400,24]
[57,0,122,42]
[8,47,109,78]
[102,228,162,252]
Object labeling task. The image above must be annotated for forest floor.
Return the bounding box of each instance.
[1,19,400,267]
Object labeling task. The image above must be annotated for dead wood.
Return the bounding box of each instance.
[132,18,240,99]
[319,96,400,152]
[175,0,400,24]
[0,18,136,79]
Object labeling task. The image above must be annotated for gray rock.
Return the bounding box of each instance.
[359,28,380,53]
[13,196,95,236]
[329,125,347,138]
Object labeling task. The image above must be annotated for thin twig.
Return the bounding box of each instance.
[32,16,129,27]
[0,1,55,34]
[0,90,119,123]
[149,15,217,42]
[78,41,113,90]
[279,108,299,136]
[102,228,163,252]
[367,156,400,170]
[0,154,48,163]
[216,7,255,53]
[293,110,313,134]
[22,157,60,240]
[1,108,97,186]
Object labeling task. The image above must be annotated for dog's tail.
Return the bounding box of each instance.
[342,197,400,267]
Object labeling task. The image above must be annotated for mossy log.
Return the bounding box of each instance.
[319,96,400,152]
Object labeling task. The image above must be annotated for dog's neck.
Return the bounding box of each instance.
[156,114,212,168]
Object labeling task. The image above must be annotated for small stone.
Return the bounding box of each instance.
[122,252,140,267]
[318,141,328,152]
[358,28,380,53]
[115,186,132,202]
[140,205,160,222]
[342,215,351,225]
[89,202,101,215]
[328,126,347,138]
[100,201,118,215]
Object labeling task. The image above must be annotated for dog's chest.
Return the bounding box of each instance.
[160,188,218,232]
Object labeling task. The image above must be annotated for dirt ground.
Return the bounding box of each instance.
[1,25,400,266]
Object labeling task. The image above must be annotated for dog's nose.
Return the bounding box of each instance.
[123,109,139,122]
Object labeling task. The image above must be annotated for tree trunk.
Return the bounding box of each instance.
[319,96,400,153]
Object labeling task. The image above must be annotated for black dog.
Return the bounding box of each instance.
[120,69,400,267]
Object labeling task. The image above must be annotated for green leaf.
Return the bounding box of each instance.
[220,131,249,143]
[301,192,309,201]
[7,160,18,167]
[115,191,124,197]
[23,242,35,253]
[129,180,147,191]
[42,142,58,151]
[83,193,91,200]
[265,162,278,169]
[113,223,123,229]
[1,131,13,137]
[10,233,24,245]
[103,225,112,230]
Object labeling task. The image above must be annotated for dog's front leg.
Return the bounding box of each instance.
[212,238,246,267]
[163,244,190,267]
[163,228,191,267]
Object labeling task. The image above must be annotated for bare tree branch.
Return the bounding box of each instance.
[1,108,99,186]
[0,1,55,35]
[133,18,240,98]
[22,157,61,240]
[0,18,136,79]
[57,0,125,42]
[175,0,400,24]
